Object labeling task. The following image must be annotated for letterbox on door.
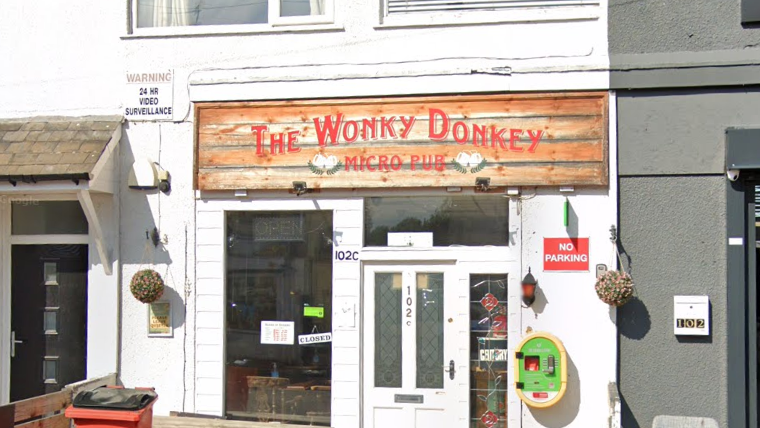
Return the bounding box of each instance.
[514,332,567,408]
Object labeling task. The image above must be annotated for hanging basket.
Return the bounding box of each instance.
[130,269,165,304]
[594,270,634,307]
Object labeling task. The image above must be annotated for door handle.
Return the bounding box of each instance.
[11,331,23,358]
[443,359,456,380]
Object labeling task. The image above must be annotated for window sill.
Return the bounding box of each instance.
[123,23,344,39]
[375,5,600,29]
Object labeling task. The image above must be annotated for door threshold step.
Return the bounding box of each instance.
[153,415,322,428]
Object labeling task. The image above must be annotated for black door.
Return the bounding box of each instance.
[10,245,88,401]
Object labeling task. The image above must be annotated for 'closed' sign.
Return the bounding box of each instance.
[544,238,589,271]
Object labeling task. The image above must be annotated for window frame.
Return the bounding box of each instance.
[375,0,601,28]
[128,0,336,37]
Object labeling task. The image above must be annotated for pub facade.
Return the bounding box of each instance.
[0,0,618,427]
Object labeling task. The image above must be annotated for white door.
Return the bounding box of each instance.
[362,262,467,428]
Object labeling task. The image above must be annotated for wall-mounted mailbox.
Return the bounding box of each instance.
[514,332,567,408]
[673,295,710,336]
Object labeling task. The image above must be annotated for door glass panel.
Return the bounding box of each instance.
[416,272,444,389]
[12,201,88,235]
[375,272,402,388]
[44,262,58,285]
[44,309,58,334]
[43,359,57,383]
[469,274,508,428]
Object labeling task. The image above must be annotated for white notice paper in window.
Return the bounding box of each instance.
[261,321,295,345]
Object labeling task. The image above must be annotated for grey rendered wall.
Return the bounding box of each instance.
[609,0,760,54]
[615,91,752,428]
[618,175,727,428]
[618,89,760,176]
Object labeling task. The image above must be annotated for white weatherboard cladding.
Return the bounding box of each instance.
[194,198,362,424]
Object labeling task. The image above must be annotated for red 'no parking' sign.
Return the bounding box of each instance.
[543,238,589,271]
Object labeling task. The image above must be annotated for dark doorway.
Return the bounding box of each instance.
[10,245,88,401]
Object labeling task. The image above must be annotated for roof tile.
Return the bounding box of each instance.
[6,143,31,153]
[0,122,22,132]
[91,122,117,131]
[11,154,39,165]
[21,122,46,132]
[0,117,120,180]
[1,166,19,175]
[36,153,63,164]
[50,130,77,141]
[40,164,69,174]
[68,121,94,131]
[59,153,90,164]
[44,122,71,131]
[16,165,43,175]
[55,142,82,152]
[34,131,56,142]
[26,131,44,141]
[91,130,114,140]
[80,142,107,153]
[66,164,88,174]
[3,131,29,142]
[30,142,57,153]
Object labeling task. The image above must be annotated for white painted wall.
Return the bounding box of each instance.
[118,121,197,415]
[0,0,123,117]
[85,192,120,379]
[516,95,618,428]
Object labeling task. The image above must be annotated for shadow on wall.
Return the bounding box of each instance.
[528,353,581,428]
[158,284,187,330]
[530,285,549,316]
[121,125,181,313]
[618,297,651,340]
[619,390,642,428]
[565,197,579,238]
[120,125,173,264]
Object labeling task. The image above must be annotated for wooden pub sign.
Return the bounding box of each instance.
[194,93,608,190]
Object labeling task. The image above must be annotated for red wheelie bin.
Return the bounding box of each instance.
[65,386,158,428]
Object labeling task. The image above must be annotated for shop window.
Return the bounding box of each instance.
[135,0,332,28]
[364,196,508,247]
[225,211,333,426]
[469,274,508,427]
[11,201,88,235]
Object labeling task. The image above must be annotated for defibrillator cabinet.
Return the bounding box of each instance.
[514,332,567,408]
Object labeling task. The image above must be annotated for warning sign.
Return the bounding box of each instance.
[124,70,174,121]
[543,238,589,271]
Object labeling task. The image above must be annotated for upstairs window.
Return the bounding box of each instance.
[135,0,332,29]
[382,0,595,26]
[388,0,540,14]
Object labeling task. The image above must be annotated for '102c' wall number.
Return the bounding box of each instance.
[334,250,359,261]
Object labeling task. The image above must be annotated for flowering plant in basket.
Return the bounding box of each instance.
[130,269,165,304]
[595,270,633,306]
